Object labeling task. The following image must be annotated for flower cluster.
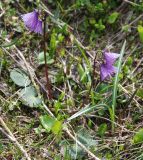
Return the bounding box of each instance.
[21,10,43,34]
[100,51,119,81]
[21,10,119,82]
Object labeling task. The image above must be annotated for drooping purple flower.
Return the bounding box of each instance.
[21,10,43,34]
[104,52,120,65]
[100,51,119,81]
[34,20,43,34]
[21,10,38,31]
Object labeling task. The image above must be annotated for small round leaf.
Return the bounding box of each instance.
[10,68,31,87]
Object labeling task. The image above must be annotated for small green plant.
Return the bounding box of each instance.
[108,12,119,24]
[137,25,143,43]
[40,115,62,135]
[133,128,143,144]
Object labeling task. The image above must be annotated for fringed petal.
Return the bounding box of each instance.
[104,52,119,65]
[21,10,39,32]
[100,64,117,81]
[34,20,43,35]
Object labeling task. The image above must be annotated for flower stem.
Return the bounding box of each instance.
[43,14,52,99]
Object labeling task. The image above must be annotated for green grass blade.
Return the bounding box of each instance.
[75,40,91,68]
[67,104,107,121]
[111,40,126,132]
[0,38,19,48]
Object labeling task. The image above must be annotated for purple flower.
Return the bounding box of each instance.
[100,51,119,81]
[34,20,43,34]
[104,52,120,65]
[21,10,43,34]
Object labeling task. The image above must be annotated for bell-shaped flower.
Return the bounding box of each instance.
[100,51,119,81]
[21,10,43,34]
[104,52,120,65]
[34,20,43,34]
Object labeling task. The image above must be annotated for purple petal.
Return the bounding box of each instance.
[104,52,119,65]
[33,20,43,35]
[21,10,38,32]
[100,64,117,81]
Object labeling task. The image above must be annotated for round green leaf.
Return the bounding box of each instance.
[38,52,54,65]
[19,86,42,107]
[40,115,56,132]
[108,12,119,24]
[10,68,31,87]
[133,128,143,144]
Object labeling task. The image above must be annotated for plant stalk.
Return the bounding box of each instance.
[43,14,52,99]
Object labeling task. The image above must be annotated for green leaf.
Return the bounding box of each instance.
[111,40,126,132]
[96,83,113,94]
[76,0,90,7]
[19,86,42,107]
[137,25,143,43]
[77,128,97,147]
[136,89,143,99]
[75,40,91,68]
[0,38,19,48]
[10,68,31,87]
[60,128,97,159]
[78,64,87,83]
[122,25,131,32]
[63,143,84,159]
[49,29,57,58]
[67,104,107,121]
[34,125,44,135]
[40,115,56,132]
[133,129,143,144]
[52,120,62,134]
[126,57,133,66]
[54,101,63,114]
[95,19,105,31]
[0,143,3,153]
[40,115,62,134]
[97,123,107,138]
[54,155,62,160]
[0,48,4,57]
[38,52,54,65]
[108,12,119,24]
[89,18,96,25]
